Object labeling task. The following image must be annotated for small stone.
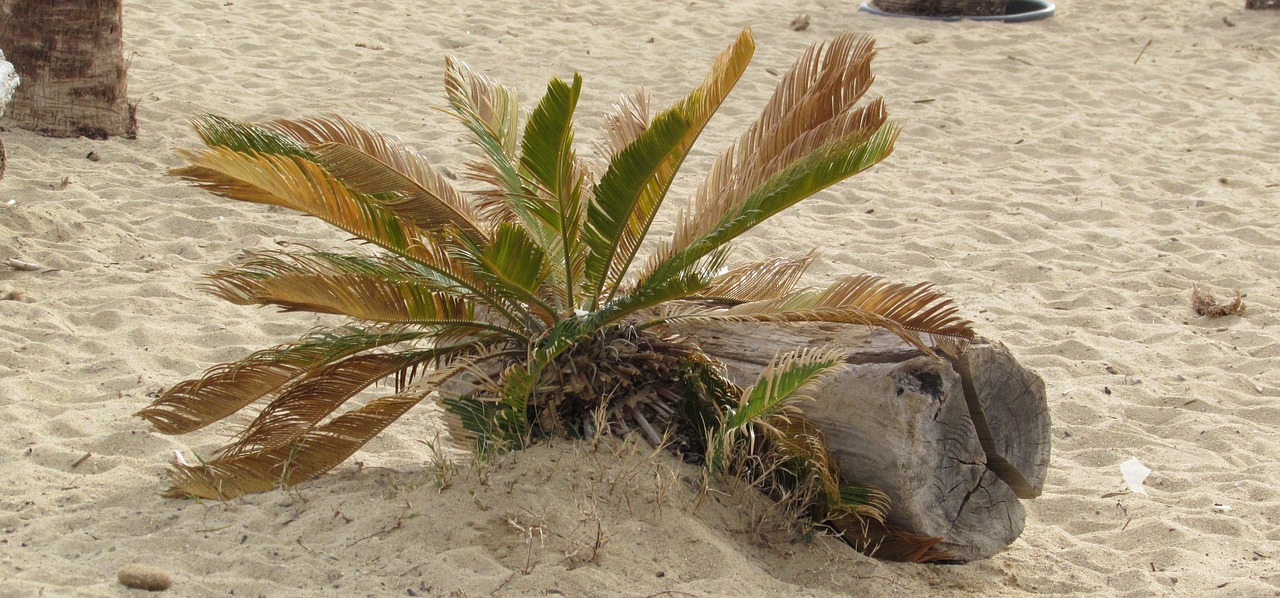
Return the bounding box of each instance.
[86,151,101,162]
[117,564,172,591]
[789,14,811,31]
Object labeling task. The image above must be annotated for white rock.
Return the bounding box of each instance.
[1,50,20,118]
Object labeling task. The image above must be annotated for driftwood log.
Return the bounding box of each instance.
[667,320,1049,562]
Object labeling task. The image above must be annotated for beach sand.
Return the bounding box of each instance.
[2,0,1278,595]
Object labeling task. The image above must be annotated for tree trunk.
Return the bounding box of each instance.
[873,0,1007,17]
[666,320,1050,561]
[0,0,135,139]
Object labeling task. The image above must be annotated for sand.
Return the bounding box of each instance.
[2,0,1278,596]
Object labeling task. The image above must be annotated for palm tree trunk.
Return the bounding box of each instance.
[873,0,1007,17]
[0,0,135,139]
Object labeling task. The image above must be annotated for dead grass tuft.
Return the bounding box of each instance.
[1190,285,1246,317]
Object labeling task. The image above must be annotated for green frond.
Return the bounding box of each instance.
[190,114,311,158]
[585,28,756,305]
[437,353,542,454]
[440,394,515,456]
[583,110,690,306]
[707,347,844,471]
[136,327,426,434]
[596,246,730,325]
[446,222,557,325]
[519,75,588,310]
[694,252,816,304]
[834,483,892,521]
[520,75,583,200]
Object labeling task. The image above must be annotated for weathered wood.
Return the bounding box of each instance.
[951,343,1049,498]
[665,320,1049,561]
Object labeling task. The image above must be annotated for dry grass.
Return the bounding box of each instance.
[1190,284,1246,317]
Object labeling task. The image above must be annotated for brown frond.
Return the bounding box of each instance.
[261,116,488,241]
[173,147,482,290]
[661,303,934,355]
[598,88,652,159]
[695,252,816,304]
[166,393,424,500]
[814,274,974,343]
[443,56,522,222]
[166,354,483,500]
[136,328,424,434]
[215,351,431,458]
[669,273,973,354]
[206,260,470,325]
[826,512,952,563]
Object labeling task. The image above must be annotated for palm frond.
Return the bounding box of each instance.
[443,56,523,215]
[639,32,891,285]
[216,350,435,458]
[203,250,529,338]
[708,347,844,471]
[583,110,690,306]
[827,512,951,563]
[594,247,730,325]
[641,120,897,289]
[694,252,816,304]
[446,222,557,325]
[166,394,416,499]
[260,115,488,242]
[586,29,756,306]
[136,327,426,434]
[519,75,588,310]
[597,88,652,158]
[165,353,484,499]
[174,148,423,256]
[172,148,499,298]
[811,274,973,342]
[189,114,310,158]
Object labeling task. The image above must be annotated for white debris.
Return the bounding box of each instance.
[0,50,19,118]
[174,449,191,467]
[1121,456,1152,494]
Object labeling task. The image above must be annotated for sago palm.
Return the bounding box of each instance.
[137,28,973,561]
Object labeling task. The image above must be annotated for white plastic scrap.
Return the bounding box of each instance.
[0,49,19,118]
[1121,456,1152,494]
